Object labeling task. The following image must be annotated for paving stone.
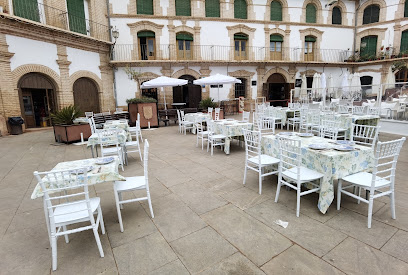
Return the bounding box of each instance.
[202,204,292,266]
[373,203,408,231]
[149,260,190,275]
[262,245,344,275]
[199,252,265,275]
[325,209,398,249]
[245,199,347,257]
[220,187,270,210]
[170,227,237,273]
[113,232,177,275]
[381,230,408,263]
[6,208,46,234]
[323,237,408,275]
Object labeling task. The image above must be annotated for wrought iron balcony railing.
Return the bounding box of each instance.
[8,2,110,41]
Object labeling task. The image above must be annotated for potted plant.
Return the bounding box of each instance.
[51,105,91,143]
[199,97,224,119]
[127,96,158,128]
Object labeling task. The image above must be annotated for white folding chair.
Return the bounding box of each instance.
[208,107,213,119]
[337,105,350,114]
[180,110,194,135]
[320,119,340,140]
[214,108,221,120]
[116,108,123,112]
[207,121,226,156]
[129,113,143,143]
[98,129,124,171]
[350,123,379,149]
[242,129,280,194]
[88,117,97,134]
[242,111,250,122]
[337,137,406,228]
[124,134,143,163]
[34,168,105,271]
[298,108,309,133]
[257,116,275,136]
[287,110,300,131]
[196,121,209,150]
[352,106,367,115]
[113,140,154,232]
[85,112,93,118]
[275,137,324,217]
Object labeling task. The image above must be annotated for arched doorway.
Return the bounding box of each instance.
[18,73,57,128]
[173,75,202,108]
[264,73,290,106]
[73,78,100,114]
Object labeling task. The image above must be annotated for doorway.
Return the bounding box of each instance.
[73,77,100,114]
[18,73,56,128]
[172,75,202,108]
[263,73,291,107]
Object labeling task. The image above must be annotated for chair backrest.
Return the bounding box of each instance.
[352,106,367,115]
[116,108,123,112]
[98,128,121,149]
[257,117,275,135]
[320,119,340,140]
[143,140,150,188]
[242,111,250,122]
[88,117,97,134]
[214,108,220,120]
[206,120,216,139]
[337,105,350,114]
[370,137,406,191]
[277,137,302,182]
[176,109,181,124]
[350,123,379,149]
[33,168,95,230]
[242,129,262,164]
[368,107,380,116]
[309,110,320,126]
[85,112,93,118]
[196,121,204,134]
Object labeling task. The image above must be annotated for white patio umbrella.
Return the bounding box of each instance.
[327,73,335,98]
[385,66,396,90]
[321,72,327,105]
[341,72,350,97]
[350,73,361,94]
[140,76,188,110]
[193,73,241,103]
[311,73,321,100]
[300,74,308,99]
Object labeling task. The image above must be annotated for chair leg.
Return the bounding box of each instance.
[258,168,262,195]
[357,187,361,204]
[138,146,143,162]
[275,174,282,203]
[118,193,124,209]
[367,195,374,228]
[92,227,104,258]
[207,139,210,152]
[211,143,214,156]
[98,205,105,234]
[243,164,248,185]
[196,135,199,147]
[147,190,154,218]
[63,226,69,243]
[113,188,124,232]
[337,179,342,211]
[51,235,57,271]
[390,190,396,219]
[296,187,301,217]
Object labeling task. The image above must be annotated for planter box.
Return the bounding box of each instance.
[128,103,159,128]
[53,124,92,143]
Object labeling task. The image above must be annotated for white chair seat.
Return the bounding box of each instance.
[115,176,146,192]
[342,172,390,188]
[283,166,324,183]
[102,147,122,154]
[125,140,140,146]
[211,134,226,139]
[54,197,100,224]
[248,155,280,166]
[199,131,209,135]
[182,121,194,125]
[288,118,300,121]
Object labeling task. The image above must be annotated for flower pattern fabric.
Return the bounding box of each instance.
[210,120,253,154]
[185,113,212,134]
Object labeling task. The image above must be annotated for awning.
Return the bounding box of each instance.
[176,33,193,41]
[270,34,283,42]
[137,31,155,38]
[305,36,316,42]
[234,33,248,40]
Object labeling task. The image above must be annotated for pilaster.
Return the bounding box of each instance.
[56,45,72,109]
[99,52,115,111]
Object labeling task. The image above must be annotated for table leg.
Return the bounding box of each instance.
[224,138,231,154]
[91,146,95,158]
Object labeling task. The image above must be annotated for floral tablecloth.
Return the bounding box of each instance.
[261,134,374,214]
[264,107,295,126]
[87,131,128,147]
[185,113,212,134]
[104,120,130,132]
[73,117,89,124]
[31,157,125,199]
[210,120,253,154]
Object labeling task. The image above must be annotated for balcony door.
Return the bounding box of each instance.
[234,33,248,61]
[138,31,156,60]
[176,33,193,60]
[270,34,283,60]
[67,0,87,35]
[13,0,40,22]
[304,36,316,61]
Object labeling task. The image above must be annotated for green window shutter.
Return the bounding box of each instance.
[137,0,153,15]
[270,1,282,21]
[332,7,342,25]
[360,36,377,57]
[305,36,316,42]
[67,0,87,35]
[137,31,155,38]
[306,4,316,23]
[13,0,40,22]
[175,0,191,16]
[234,33,248,40]
[234,0,247,19]
[401,31,408,53]
[205,0,220,17]
[176,33,193,41]
[405,1,408,17]
[270,34,283,42]
[363,5,380,24]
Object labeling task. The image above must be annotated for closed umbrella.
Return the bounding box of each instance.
[193,73,241,103]
[311,73,321,100]
[300,74,308,99]
[385,66,396,90]
[321,72,327,105]
[350,73,362,101]
[141,76,188,110]
[341,72,350,98]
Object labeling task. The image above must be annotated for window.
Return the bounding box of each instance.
[13,0,40,22]
[304,36,316,61]
[405,0,408,17]
[234,0,247,19]
[175,0,191,16]
[235,78,246,98]
[205,0,220,17]
[176,33,193,60]
[360,36,378,58]
[363,5,380,24]
[234,33,248,60]
[270,1,282,21]
[306,4,316,23]
[396,68,408,82]
[67,0,87,35]
[137,0,153,15]
[332,7,341,25]
[270,34,283,60]
[360,76,373,97]
[138,31,155,60]
[401,30,408,53]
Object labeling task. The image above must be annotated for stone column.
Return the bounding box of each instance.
[200,65,211,99]
[193,0,205,17]
[99,52,115,111]
[0,33,16,134]
[194,23,202,60]
[256,64,266,98]
[56,45,72,109]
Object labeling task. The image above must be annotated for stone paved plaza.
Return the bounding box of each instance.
[0,122,408,274]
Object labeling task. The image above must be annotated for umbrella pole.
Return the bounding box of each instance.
[218,86,220,104]
[162,87,168,119]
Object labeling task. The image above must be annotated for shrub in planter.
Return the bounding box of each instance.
[127,97,158,128]
[199,97,218,110]
[51,105,91,143]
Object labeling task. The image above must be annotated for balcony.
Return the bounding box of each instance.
[112,44,353,63]
[5,2,110,41]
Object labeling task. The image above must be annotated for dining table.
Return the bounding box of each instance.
[87,129,129,158]
[210,119,253,154]
[261,134,374,214]
[184,113,212,133]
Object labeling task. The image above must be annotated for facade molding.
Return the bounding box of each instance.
[357,0,387,26]
[227,24,256,60]
[12,64,61,91]
[299,28,324,61]
[264,0,289,22]
[69,71,103,93]
[172,68,201,79]
[356,27,387,55]
[301,0,323,24]
[128,21,164,60]
[263,67,290,83]
[227,69,255,99]
[327,1,348,26]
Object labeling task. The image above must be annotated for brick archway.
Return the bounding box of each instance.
[69,71,102,92]
[12,64,60,91]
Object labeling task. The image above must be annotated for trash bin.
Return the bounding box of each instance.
[8,117,24,135]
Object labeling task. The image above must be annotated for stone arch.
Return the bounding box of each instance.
[227,70,255,99]
[301,0,323,24]
[69,71,102,93]
[299,28,324,61]
[12,64,60,91]
[227,24,256,60]
[264,0,289,22]
[263,67,290,83]
[128,21,164,60]
[264,27,290,60]
[327,1,348,26]
[356,28,387,56]
[229,0,256,20]
[172,68,201,80]
[357,0,387,26]
[168,24,201,60]
[127,0,162,16]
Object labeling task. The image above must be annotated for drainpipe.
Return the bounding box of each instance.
[352,2,361,73]
[106,0,118,108]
